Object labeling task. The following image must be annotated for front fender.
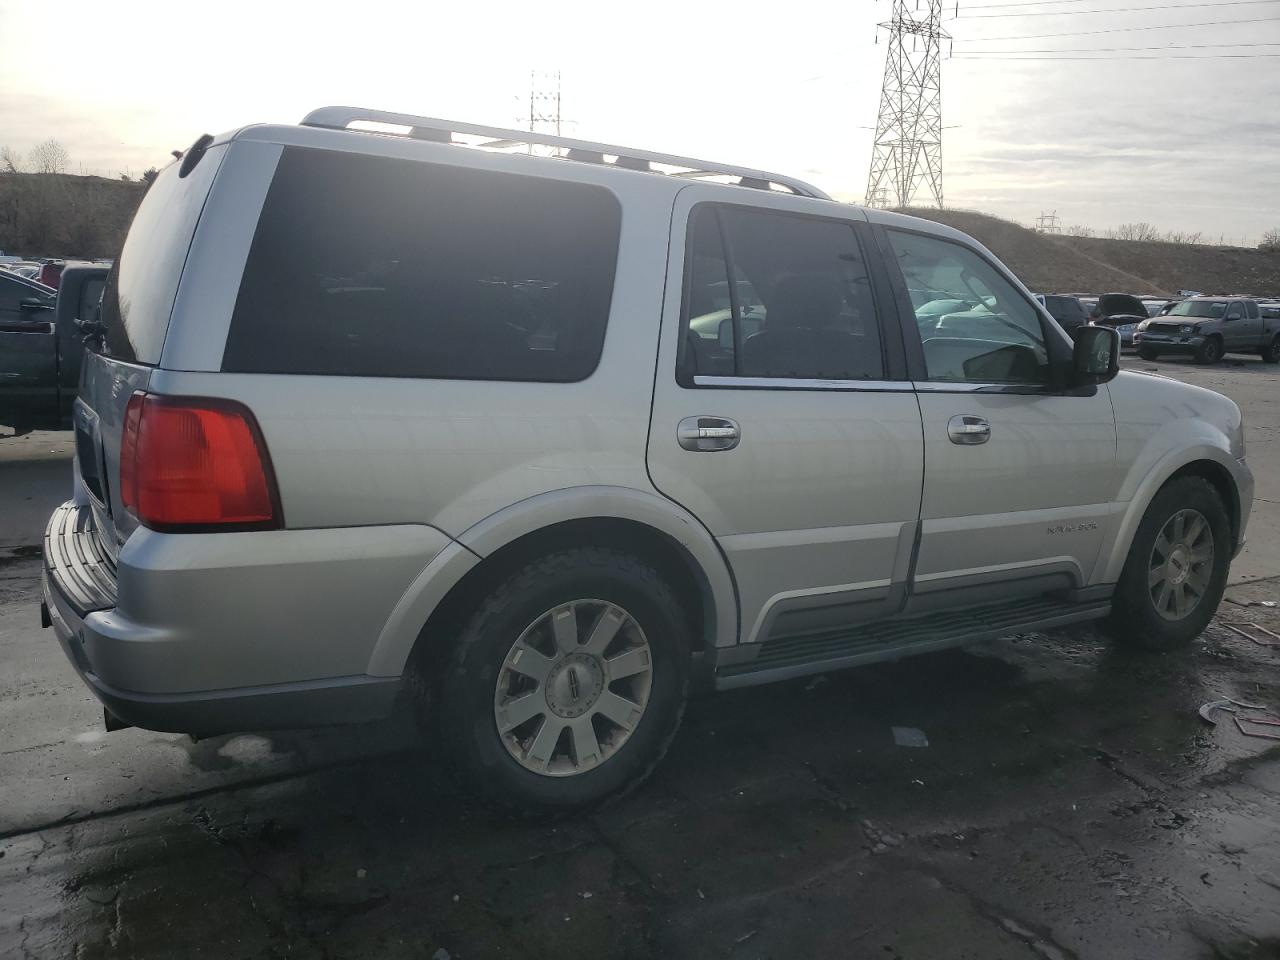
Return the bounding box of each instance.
[1098,442,1251,584]
[364,485,740,677]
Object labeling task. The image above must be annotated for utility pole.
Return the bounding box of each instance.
[866,0,949,209]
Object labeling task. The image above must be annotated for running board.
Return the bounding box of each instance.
[713,596,1110,690]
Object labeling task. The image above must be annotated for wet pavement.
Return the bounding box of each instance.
[2,538,1279,958]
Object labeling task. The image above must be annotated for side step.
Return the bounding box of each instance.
[713,595,1110,690]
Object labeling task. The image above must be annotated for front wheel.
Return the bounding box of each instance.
[427,548,691,812]
[1195,336,1223,365]
[1259,336,1280,364]
[1105,476,1231,651]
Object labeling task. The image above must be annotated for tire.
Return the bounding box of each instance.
[1137,346,1159,362]
[424,547,691,813]
[1259,336,1280,364]
[1105,476,1231,652]
[1195,336,1223,365]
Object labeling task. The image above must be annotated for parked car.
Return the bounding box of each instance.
[1040,294,1089,334]
[1135,297,1280,364]
[1142,300,1170,317]
[1089,293,1149,347]
[42,110,1251,811]
[0,264,109,434]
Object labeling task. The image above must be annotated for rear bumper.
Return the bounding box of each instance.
[42,501,448,734]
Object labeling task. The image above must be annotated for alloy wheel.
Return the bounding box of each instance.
[493,599,654,777]
[1148,508,1214,621]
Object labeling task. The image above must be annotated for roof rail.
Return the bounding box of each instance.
[301,106,831,201]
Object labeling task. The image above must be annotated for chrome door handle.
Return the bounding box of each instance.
[948,415,990,445]
[678,416,740,452]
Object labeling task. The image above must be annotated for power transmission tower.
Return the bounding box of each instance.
[528,70,562,136]
[866,1,950,209]
[1035,210,1061,234]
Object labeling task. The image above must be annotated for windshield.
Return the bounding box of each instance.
[1167,300,1227,319]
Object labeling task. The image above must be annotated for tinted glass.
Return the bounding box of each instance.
[99,151,223,364]
[1246,301,1260,320]
[1226,303,1244,320]
[681,204,883,381]
[0,272,54,309]
[887,230,1048,384]
[223,148,621,382]
[0,273,25,312]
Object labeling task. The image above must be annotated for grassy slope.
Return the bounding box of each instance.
[898,207,1280,298]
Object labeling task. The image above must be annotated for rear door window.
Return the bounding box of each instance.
[222,147,622,382]
[1246,301,1260,320]
[679,204,883,382]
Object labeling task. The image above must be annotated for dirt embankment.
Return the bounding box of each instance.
[898,207,1280,298]
[0,171,144,260]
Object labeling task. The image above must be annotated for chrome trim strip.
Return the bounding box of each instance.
[691,376,913,392]
[912,380,1051,394]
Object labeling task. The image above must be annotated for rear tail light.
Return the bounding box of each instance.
[119,393,281,531]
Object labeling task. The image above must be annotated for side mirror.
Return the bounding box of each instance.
[1071,324,1120,385]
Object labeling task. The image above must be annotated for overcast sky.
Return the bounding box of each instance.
[0,0,1276,242]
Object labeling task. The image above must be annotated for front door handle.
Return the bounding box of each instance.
[678,416,740,452]
[948,415,990,445]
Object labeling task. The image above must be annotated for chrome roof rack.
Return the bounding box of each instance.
[301,106,831,201]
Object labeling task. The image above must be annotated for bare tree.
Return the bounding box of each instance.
[1262,228,1280,253]
[0,145,22,174]
[1067,224,1095,238]
[1165,230,1205,245]
[29,138,70,175]
[1110,222,1162,242]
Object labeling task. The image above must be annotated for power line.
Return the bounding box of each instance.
[960,40,1280,51]
[954,50,1280,57]
[952,15,1280,40]
[953,0,1278,17]
[959,0,1221,8]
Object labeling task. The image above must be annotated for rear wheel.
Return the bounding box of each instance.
[1137,346,1160,362]
[1195,336,1223,365]
[425,548,691,812]
[1259,336,1280,364]
[1105,476,1231,651]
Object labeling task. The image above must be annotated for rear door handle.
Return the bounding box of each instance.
[948,415,990,445]
[678,416,740,452]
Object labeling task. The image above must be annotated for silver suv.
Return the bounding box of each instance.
[43,108,1253,810]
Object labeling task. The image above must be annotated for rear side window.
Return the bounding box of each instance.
[99,150,223,364]
[679,204,883,382]
[1246,301,1260,320]
[223,148,621,381]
